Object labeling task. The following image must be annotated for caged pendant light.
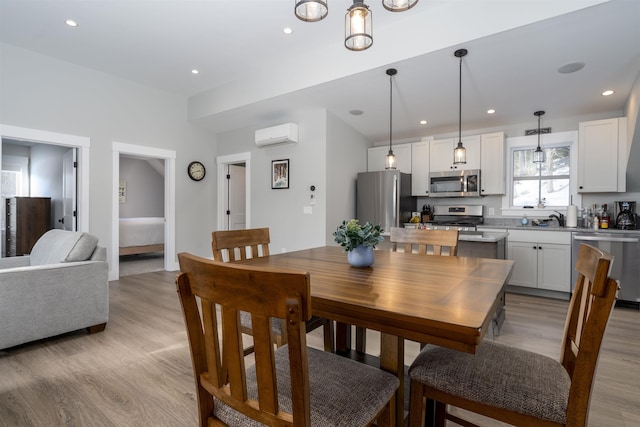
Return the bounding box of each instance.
[294,0,328,22]
[345,1,373,51]
[385,68,398,169]
[533,110,546,164]
[382,0,419,12]
[453,48,468,164]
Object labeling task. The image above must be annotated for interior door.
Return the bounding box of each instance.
[225,164,246,230]
[62,148,77,231]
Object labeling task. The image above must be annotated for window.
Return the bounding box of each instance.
[512,146,570,207]
[1,155,29,198]
[502,131,579,216]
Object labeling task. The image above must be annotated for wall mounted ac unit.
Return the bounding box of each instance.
[255,123,298,147]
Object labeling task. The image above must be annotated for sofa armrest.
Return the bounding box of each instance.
[0,256,31,269]
[0,260,109,350]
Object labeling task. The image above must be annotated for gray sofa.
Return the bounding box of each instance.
[0,229,109,350]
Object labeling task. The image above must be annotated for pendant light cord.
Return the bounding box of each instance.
[389,72,393,152]
[458,54,462,143]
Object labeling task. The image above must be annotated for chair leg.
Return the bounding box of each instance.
[409,380,426,427]
[355,326,366,353]
[434,401,446,427]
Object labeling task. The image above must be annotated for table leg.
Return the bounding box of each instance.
[335,322,352,353]
[380,333,404,427]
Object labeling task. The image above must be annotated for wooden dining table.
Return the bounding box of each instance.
[241,246,514,426]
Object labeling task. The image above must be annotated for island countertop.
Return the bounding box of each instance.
[458,231,508,243]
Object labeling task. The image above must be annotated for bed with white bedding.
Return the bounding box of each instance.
[119,217,165,255]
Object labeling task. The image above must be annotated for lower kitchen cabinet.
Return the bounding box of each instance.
[507,230,571,293]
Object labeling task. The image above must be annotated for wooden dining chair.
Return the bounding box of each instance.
[176,252,399,427]
[407,243,618,427]
[389,227,459,256]
[354,227,460,353]
[212,228,334,353]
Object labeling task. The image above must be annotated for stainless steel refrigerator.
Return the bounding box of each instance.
[356,171,414,236]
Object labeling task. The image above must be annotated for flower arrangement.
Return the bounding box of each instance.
[333,219,384,252]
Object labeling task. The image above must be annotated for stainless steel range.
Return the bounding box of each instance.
[426,205,484,232]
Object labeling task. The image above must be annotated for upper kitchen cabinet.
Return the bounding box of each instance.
[367,144,412,173]
[411,140,430,196]
[429,135,480,172]
[480,132,505,195]
[578,117,628,193]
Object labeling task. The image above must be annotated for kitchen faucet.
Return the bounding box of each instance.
[549,211,565,227]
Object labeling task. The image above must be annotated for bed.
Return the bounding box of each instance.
[119,217,165,255]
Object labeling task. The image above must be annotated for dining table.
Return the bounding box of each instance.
[241,245,514,427]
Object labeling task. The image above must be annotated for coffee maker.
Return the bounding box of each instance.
[615,201,637,229]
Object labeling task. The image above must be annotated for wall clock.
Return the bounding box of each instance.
[187,161,206,181]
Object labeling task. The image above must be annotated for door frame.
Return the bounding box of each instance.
[112,142,176,279]
[0,124,90,231]
[217,152,251,230]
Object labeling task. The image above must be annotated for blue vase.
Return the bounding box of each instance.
[347,245,374,268]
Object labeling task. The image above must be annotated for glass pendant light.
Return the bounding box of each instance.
[385,68,397,169]
[294,0,328,22]
[345,1,373,51]
[453,48,468,164]
[533,110,546,164]
[382,0,418,12]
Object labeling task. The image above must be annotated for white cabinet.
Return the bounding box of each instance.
[507,230,571,293]
[367,144,412,173]
[578,117,628,193]
[429,135,480,172]
[411,140,430,196]
[480,132,505,195]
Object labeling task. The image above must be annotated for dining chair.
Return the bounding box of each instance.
[355,227,460,353]
[176,252,399,427]
[389,227,459,256]
[407,243,618,427]
[211,228,334,353]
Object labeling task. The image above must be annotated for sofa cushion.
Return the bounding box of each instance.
[30,230,99,266]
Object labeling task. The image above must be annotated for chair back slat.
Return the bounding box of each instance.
[176,252,312,426]
[561,243,618,426]
[390,227,459,256]
[212,228,271,262]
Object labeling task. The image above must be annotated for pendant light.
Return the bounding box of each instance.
[345,1,373,51]
[385,68,397,170]
[294,0,328,22]
[453,48,468,164]
[533,110,546,164]
[382,0,419,12]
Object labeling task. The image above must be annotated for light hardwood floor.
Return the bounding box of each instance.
[0,270,638,426]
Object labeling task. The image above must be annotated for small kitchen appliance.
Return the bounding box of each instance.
[615,201,637,229]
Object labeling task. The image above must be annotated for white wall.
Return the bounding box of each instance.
[119,157,164,218]
[0,43,217,266]
[216,109,371,253]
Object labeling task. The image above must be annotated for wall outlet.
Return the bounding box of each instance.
[303,206,312,215]
[281,248,286,253]
[488,207,495,216]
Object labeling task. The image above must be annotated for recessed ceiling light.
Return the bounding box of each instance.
[283,27,293,35]
[558,62,585,74]
[349,109,364,116]
[602,90,614,96]
[191,69,199,75]
[65,19,78,27]
[420,120,427,125]
[487,109,496,114]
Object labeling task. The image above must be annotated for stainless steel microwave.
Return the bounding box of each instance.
[429,169,481,198]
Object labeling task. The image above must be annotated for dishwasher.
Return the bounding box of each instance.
[571,232,640,309]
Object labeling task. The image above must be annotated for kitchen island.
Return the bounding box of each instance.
[458,231,508,259]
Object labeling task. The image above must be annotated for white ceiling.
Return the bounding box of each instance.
[1,0,639,142]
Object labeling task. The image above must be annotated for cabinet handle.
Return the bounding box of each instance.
[533,246,537,250]
[538,246,542,250]
[579,186,583,189]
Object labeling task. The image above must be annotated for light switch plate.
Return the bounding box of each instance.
[303,206,312,215]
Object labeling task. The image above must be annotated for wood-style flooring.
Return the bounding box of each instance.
[0,270,638,426]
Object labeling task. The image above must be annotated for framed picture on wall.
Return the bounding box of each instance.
[119,179,127,203]
[271,159,289,189]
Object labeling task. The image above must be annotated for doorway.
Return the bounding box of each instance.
[111,142,176,280]
[217,152,251,231]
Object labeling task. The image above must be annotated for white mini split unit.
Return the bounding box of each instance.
[255,123,298,147]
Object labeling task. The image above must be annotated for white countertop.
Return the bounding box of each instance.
[458,231,508,242]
